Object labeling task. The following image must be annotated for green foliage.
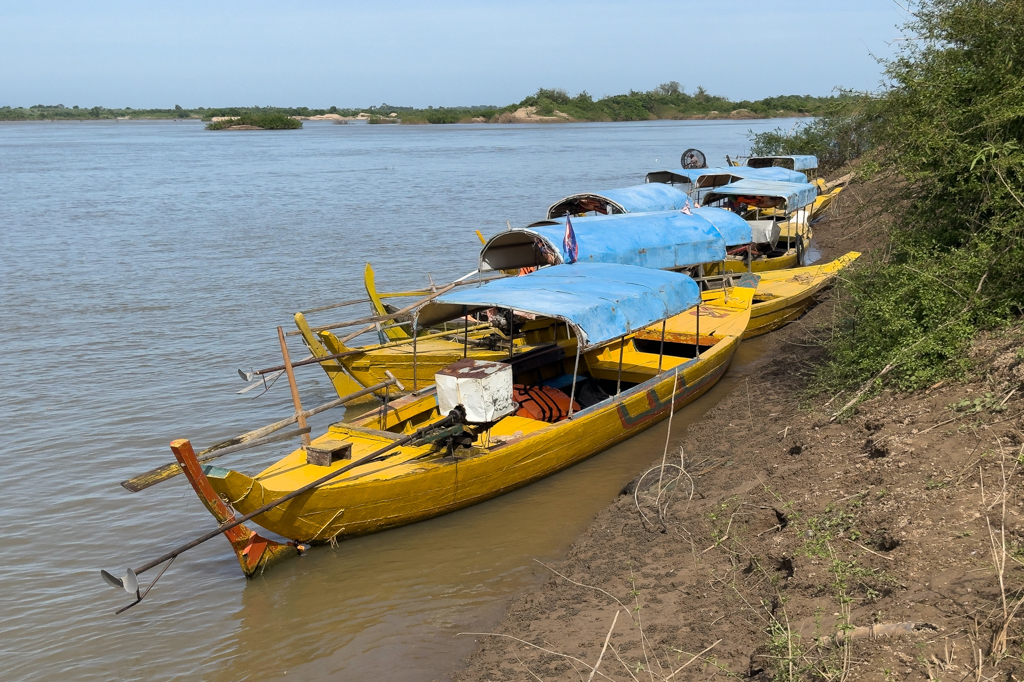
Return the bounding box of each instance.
[0,86,840,125]
[0,104,204,121]
[512,85,839,122]
[205,112,302,130]
[813,0,1024,396]
[949,392,1009,413]
[749,93,879,173]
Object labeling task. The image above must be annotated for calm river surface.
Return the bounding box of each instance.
[0,118,788,681]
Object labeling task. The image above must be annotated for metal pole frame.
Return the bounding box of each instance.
[616,335,625,395]
[507,309,515,360]
[567,342,582,420]
[463,305,469,359]
[658,320,666,373]
[412,312,419,391]
[695,300,700,358]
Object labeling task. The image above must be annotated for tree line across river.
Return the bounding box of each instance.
[0,84,845,124]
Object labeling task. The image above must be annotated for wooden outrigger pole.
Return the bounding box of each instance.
[102,410,463,613]
[121,376,404,492]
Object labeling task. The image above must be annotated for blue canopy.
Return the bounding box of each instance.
[546,183,690,218]
[702,179,819,211]
[645,166,808,187]
[423,263,700,349]
[541,206,753,248]
[479,211,725,272]
[692,207,753,246]
[746,155,818,171]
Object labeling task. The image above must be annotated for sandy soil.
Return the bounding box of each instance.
[450,174,1024,680]
[496,107,575,123]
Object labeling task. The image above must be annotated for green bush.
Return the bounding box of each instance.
[749,94,879,173]
[205,112,302,130]
[817,0,1024,399]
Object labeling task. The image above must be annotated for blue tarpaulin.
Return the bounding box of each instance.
[546,183,690,218]
[423,263,700,349]
[702,179,819,210]
[541,205,752,249]
[746,155,818,171]
[479,211,726,272]
[692,207,753,246]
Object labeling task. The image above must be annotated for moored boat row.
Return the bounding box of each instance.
[101,148,858,611]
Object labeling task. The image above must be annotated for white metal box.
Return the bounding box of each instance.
[748,219,781,247]
[435,358,515,424]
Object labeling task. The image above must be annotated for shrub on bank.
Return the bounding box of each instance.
[760,0,1024,399]
[205,112,302,130]
[749,93,879,174]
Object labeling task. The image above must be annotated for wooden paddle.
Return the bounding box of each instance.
[120,374,403,492]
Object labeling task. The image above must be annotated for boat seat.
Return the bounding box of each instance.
[585,359,660,384]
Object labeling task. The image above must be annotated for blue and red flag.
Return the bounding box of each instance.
[563,214,579,264]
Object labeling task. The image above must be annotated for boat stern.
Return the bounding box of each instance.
[170,440,299,578]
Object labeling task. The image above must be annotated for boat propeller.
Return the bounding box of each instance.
[101,406,456,613]
[100,568,138,594]
[100,558,175,614]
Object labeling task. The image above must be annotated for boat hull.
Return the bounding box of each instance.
[744,251,860,338]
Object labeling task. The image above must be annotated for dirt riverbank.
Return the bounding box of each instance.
[450,175,1024,680]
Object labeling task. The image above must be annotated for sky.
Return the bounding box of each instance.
[0,1,907,109]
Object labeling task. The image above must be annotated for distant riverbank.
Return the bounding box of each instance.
[1,84,841,125]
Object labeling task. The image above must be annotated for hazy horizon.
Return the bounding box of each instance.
[1,1,905,110]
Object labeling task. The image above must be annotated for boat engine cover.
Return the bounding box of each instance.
[435,359,515,424]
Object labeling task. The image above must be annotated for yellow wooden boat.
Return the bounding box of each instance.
[721,251,859,339]
[324,252,858,396]
[192,269,755,551]
[294,308,575,399]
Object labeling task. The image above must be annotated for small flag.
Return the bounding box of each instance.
[681,199,692,216]
[563,214,579,264]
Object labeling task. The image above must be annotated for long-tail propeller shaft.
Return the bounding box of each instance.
[101,409,459,613]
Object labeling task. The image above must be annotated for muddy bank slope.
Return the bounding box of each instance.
[452,176,1024,681]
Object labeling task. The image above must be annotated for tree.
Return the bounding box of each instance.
[656,81,681,96]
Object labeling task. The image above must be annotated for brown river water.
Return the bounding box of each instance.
[0,118,789,681]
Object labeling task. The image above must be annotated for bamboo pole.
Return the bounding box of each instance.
[248,323,490,378]
[121,376,403,492]
[278,327,311,449]
[288,272,512,339]
[286,282,457,339]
